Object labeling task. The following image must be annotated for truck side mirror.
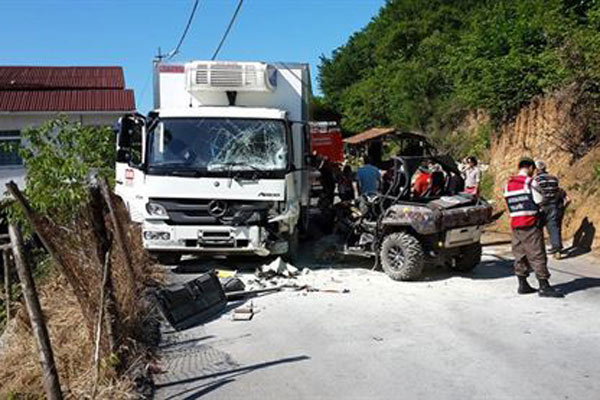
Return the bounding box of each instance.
[116,148,131,163]
[116,114,145,166]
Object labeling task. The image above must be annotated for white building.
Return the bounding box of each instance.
[0,66,135,189]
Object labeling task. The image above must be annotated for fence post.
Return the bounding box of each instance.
[9,223,63,400]
[99,178,137,290]
[3,248,10,321]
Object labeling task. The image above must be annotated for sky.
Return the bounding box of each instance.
[1,0,385,113]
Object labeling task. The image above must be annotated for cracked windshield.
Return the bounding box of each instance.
[148,118,288,172]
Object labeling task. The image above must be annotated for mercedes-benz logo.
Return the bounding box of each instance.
[208,200,228,218]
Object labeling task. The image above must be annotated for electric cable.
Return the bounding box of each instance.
[211,0,244,60]
[167,0,200,59]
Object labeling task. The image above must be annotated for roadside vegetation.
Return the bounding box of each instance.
[318,0,600,159]
[0,118,160,399]
[1,118,115,330]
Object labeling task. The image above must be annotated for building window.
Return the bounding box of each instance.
[0,131,22,166]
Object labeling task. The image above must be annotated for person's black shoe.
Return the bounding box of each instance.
[538,279,564,298]
[517,276,537,295]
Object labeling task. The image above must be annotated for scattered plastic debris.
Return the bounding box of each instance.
[220,277,245,293]
[232,302,254,321]
[216,269,237,278]
[257,257,300,279]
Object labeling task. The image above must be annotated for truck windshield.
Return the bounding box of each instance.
[147,118,288,174]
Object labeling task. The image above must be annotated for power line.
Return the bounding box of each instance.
[211,0,244,60]
[167,0,200,60]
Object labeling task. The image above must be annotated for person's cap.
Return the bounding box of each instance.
[535,160,547,171]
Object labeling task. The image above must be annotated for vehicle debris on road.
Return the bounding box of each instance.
[257,257,300,279]
[232,302,255,321]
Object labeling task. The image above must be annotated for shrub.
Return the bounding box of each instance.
[3,117,115,227]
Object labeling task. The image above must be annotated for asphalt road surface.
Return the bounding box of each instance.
[153,237,600,400]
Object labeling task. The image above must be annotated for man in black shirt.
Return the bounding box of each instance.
[535,160,568,259]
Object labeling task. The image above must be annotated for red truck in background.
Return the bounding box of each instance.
[309,121,344,164]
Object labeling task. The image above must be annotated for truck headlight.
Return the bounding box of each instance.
[144,231,171,241]
[146,202,168,217]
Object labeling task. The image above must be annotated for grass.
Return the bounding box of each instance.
[480,170,495,201]
[1,250,53,331]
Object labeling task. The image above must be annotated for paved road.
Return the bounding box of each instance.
[153,240,600,400]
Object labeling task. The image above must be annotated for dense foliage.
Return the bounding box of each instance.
[4,117,115,225]
[319,0,600,139]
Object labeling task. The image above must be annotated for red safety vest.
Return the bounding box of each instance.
[504,175,539,229]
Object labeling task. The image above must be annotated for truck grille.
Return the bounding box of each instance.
[149,198,272,226]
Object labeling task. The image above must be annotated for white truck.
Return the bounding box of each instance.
[115,60,312,264]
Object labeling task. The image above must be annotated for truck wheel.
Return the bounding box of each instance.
[283,229,299,265]
[452,243,482,272]
[380,232,424,281]
[154,253,182,265]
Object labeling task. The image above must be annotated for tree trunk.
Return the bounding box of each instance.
[9,224,63,400]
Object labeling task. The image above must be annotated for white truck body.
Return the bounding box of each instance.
[115,61,311,259]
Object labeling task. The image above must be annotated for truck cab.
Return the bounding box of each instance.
[115,61,311,264]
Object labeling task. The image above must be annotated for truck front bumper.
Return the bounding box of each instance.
[141,222,287,256]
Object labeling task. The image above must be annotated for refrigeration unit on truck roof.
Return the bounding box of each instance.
[185,61,278,93]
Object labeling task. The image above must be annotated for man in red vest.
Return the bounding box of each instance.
[504,157,563,297]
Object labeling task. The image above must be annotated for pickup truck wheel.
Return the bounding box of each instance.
[154,253,182,266]
[452,243,482,272]
[380,232,424,281]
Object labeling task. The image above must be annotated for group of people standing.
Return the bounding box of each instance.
[504,157,569,298]
[315,154,383,209]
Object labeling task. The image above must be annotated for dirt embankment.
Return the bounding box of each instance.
[485,83,600,249]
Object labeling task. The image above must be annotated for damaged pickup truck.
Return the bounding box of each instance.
[338,155,493,281]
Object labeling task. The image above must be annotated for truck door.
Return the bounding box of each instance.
[115,114,146,222]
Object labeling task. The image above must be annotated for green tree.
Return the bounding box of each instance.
[318,0,600,155]
[4,117,115,225]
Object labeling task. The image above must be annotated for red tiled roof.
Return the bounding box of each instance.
[0,90,135,112]
[0,66,125,90]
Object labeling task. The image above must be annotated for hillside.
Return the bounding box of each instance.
[319,0,600,138]
[318,0,600,246]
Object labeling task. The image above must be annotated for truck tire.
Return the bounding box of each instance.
[380,232,424,281]
[154,252,182,266]
[452,243,482,272]
[283,229,299,265]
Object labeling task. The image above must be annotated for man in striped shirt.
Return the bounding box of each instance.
[535,160,567,259]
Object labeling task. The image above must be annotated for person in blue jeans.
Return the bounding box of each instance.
[357,155,381,195]
[535,160,569,259]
